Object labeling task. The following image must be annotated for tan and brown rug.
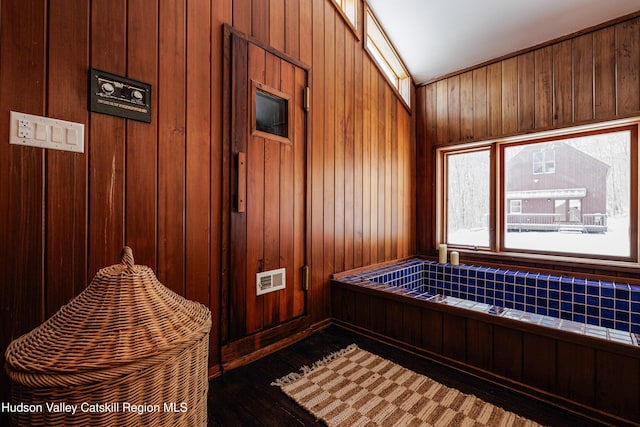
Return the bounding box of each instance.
[272,344,543,427]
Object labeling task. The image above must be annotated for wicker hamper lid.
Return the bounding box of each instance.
[5,246,211,388]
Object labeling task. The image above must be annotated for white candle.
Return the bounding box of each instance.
[450,251,459,266]
[439,244,447,264]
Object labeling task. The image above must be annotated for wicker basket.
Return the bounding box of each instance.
[4,247,212,426]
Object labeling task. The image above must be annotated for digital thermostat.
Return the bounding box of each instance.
[89,68,152,123]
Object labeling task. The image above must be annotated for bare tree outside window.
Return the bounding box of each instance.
[446,150,490,247]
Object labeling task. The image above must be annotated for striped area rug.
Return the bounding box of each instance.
[272,345,542,427]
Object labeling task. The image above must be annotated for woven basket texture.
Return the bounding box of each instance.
[4,247,212,426]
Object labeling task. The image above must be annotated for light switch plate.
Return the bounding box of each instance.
[9,111,84,153]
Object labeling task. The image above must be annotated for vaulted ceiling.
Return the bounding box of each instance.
[367,0,640,84]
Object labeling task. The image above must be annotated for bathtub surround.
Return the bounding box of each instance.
[332,259,640,425]
[339,258,640,340]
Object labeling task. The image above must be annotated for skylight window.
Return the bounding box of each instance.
[364,5,411,107]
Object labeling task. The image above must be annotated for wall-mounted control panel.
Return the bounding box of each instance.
[9,111,85,153]
[89,68,152,123]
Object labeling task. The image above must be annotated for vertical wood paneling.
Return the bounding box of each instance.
[384,86,393,260]
[158,0,186,295]
[616,18,640,115]
[323,0,336,293]
[233,0,252,35]
[334,20,345,273]
[378,78,386,262]
[594,27,617,119]
[535,46,554,128]
[390,94,398,260]
[553,40,573,126]
[518,52,535,132]
[596,351,640,421]
[447,75,461,143]
[284,0,300,59]
[487,62,502,136]
[299,0,312,65]
[210,0,231,368]
[269,0,285,52]
[1,0,418,395]
[126,0,158,270]
[251,0,269,43]
[466,320,492,371]
[460,71,473,140]
[473,68,488,139]
[369,63,379,264]
[246,44,266,334]
[557,342,595,405]
[89,0,126,277]
[493,326,522,380]
[523,334,556,392]
[501,58,518,135]
[362,58,371,266]
[436,79,448,144]
[46,0,89,317]
[0,1,46,405]
[573,34,594,122]
[310,0,325,324]
[344,29,355,271]
[354,42,364,268]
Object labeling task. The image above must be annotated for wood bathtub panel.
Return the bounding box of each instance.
[595,350,640,421]
[557,342,595,406]
[443,313,466,361]
[493,326,523,381]
[466,319,493,371]
[523,334,557,393]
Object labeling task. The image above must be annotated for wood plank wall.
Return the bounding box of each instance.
[416,14,640,274]
[0,0,415,405]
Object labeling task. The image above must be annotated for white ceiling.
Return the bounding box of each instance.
[366,0,640,85]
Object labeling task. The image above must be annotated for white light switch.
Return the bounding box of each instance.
[9,111,84,153]
[35,123,47,141]
[51,126,63,143]
[66,128,77,145]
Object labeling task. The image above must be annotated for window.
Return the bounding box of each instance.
[442,148,491,248]
[255,89,288,138]
[364,5,411,107]
[532,149,555,174]
[333,0,358,32]
[438,121,638,261]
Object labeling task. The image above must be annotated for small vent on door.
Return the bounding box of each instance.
[256,268,286,296]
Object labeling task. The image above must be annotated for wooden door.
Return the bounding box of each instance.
[229,34,308,343]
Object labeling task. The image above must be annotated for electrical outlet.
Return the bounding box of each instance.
[17,126,32,139]
[16,119,33,138]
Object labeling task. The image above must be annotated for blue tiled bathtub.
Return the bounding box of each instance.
[338,258,640,345]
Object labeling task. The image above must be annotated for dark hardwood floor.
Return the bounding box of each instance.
[207,325,610,426]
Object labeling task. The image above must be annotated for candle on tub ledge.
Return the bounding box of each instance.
[450,251,459,266]
[438,244,447,264]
